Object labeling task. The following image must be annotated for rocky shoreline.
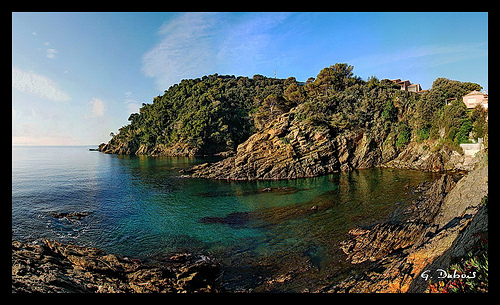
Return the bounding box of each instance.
[329,161,488,292]
[14,144,487,293]
[179,111,480,181]
[12,239,223,293]
[12,160,487,293]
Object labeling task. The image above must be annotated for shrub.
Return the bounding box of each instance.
[396,125,411,148]
[416,126,430,143]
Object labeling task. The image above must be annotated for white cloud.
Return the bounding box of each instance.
[12,67,70,102]
[89,98,106,117]
[46,48,58,59]
[142,12,219,90]
[141,12,291,90]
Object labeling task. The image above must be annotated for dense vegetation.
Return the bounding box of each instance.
[105,63,487,156]
[108,74,293,154]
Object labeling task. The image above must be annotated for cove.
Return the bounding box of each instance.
[11,146,441,292]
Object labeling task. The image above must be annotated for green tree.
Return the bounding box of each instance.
[381,100,397,122]
[313,63,361,94]
[470,104,487,140]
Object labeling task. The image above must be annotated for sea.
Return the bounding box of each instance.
[12,145,441,292]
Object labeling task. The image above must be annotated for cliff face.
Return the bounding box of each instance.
[183,110,468,180]
[185,112,340,180]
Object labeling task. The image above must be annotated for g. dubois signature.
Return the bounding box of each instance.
[421,268,476,281]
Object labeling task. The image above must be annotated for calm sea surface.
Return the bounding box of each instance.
[12,145,440,292]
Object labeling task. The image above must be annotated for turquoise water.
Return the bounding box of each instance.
[12,146,440,292]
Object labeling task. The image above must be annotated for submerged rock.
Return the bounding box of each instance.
[198,212,252,228]
[49,212,91,220]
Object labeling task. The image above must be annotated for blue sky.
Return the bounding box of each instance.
[12,12,488,146]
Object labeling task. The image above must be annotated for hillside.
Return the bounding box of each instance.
[99,63,488,178]
[99,73,296,156]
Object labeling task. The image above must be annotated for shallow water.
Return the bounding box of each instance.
[12,146,440,292]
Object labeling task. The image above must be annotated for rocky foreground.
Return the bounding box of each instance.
[12,160,487,293]
[12,239,222,293]
[330,162,488,292]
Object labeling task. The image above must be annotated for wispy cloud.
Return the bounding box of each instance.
[46,48,58,59]
[216,12,291,68]
[43,42,58,59]
[88,98,106,117]
[142,12,291,90]
[12,67,70,102]
[142,12,219,90]
[350,42,487,70]
[124,92,141,115]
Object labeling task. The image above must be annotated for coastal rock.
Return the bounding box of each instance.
[98,141,201,157]
[185,111,387,180]
[12,239,222,293]
[184,108,469,181]
[186,112,341,180]
[340,174,456,265]
[331,163,488,293]
[381,141,449,172]
[49,212,91,220]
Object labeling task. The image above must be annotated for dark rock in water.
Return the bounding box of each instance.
[49,212,91,220]
[12,239,223,293]
[196,186,299,198]
[259,186,298,194]
[199,212,251,228]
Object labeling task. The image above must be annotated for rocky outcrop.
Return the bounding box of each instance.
[382,141,450,172]
[184,112,343,180]
[98,142,201,157]
[330,162,488,293]
[12,239,222,293]
[340,174,457,265]
[183,109,469,180]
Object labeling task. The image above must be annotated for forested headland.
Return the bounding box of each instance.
[99,63,487,175]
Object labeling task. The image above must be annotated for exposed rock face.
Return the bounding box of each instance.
[185,112,343,180]
[98,142,201,157]
[382,141,449,172]
[184,110,467,180]
[12,239,222,293]
[330,163,488,293]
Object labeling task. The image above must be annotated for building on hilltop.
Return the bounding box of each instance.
[390,79,427,94]
[462,90,488,110]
